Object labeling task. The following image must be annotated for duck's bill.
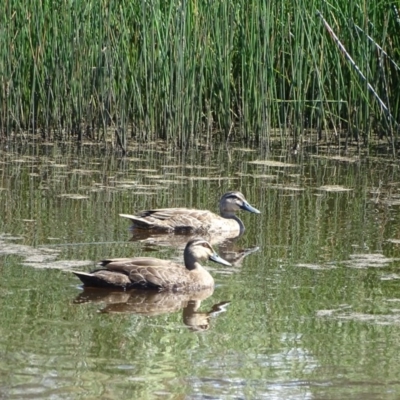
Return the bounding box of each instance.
[209,253,232,266]
[241,202,261,214]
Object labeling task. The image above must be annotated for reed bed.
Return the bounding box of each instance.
[1,0,399,147]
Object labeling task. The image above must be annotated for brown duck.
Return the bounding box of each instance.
[120,191,260,234]
[72,238,231,291]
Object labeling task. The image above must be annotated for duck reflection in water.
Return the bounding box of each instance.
[128,230,260,268]
[74,287,230,332]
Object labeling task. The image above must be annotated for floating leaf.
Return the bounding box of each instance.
[296,263,335,270]
[318,185,352,192]
[343,253,400,269]
[58,194,89,199]
[311,155,359,163]
[270,184,304,191]
[380,274,400,281]
[383,200,400,206]
[319,311,400,326]
[248,160,297,167]
[237,173,277,179]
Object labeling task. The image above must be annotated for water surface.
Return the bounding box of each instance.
[1,142,400,399]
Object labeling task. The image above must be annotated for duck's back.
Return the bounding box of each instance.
[100,257,182,269]
[120,208,229,233]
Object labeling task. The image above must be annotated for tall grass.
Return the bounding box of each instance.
[0,0,399,147]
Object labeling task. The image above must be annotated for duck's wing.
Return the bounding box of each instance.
[127,265,192,290]
[120,208,219,232]
[73,270,131,289]
[97,257,188,289]
[72,260,186,289]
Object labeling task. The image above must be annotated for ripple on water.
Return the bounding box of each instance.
[317,309,400,326]
[343,253,400,269]
[187,348,317,399]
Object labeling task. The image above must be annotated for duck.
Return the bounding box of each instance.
[120,191,260,234]
[72,238,231,291]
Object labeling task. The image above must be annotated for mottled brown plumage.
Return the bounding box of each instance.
[120,191,260,234]
[73,238,231,291]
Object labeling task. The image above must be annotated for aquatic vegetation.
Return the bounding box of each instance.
[1,0,399,147]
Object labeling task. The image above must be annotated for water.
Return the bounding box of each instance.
[1,142,400,399]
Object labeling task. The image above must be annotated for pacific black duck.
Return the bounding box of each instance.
[120,191,260,234]
[73,238,231,291]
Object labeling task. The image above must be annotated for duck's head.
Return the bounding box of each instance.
[184,238,232,268]
[219,191,261,214]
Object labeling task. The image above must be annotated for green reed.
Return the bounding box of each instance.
[0,0,399,147]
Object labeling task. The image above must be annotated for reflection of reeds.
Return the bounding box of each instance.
[1,1,399,145]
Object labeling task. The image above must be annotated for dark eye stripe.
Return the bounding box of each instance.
[195,240,211,249]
